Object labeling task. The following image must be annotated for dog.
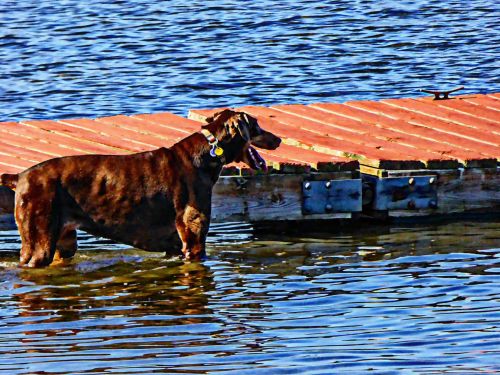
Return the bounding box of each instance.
[0,110,281,267]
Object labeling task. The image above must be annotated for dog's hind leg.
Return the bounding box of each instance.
[51,227,77,266]
[15,188,61,268]
[18,216,59,268]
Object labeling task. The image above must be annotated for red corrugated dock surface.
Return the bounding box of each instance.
[189,93,500,171]
[0,93,499,175]
[0,112,357,175]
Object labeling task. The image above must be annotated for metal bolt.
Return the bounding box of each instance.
[325,181,331,189]
[325,204,333,212]
[304,182,311,190]
[429,177,436,185]
[408,178,415,186]
[428,200,438,209]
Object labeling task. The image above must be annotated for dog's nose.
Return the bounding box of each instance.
[274,136,282,148]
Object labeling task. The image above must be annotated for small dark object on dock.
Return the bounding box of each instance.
[420,86,464,100]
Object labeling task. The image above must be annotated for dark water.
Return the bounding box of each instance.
[0,0,499,122]
[0,220,499,374]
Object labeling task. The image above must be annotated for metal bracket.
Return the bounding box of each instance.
[363,175,438,211]
[302,179,362,215]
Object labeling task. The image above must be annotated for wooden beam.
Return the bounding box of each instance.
[212,172,359,222]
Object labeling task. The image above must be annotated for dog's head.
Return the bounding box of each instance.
[204,109,281,171]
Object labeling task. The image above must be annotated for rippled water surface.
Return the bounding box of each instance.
[1,1,500,373]
[0,220,499,374]
[1,0,499,121]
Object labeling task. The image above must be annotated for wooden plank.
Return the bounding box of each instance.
[415,98,500,129]
[255,148,358,173]
[189,107,392,167]
[238,106,425,170]
[213,173,357,222]
[260,143,358,171]
[24,119,133,153]
[12,121,121,155]
[487,93,500,101]
[0,122,94,157]
[0,154,34,169]
[463,95,500,111]
[342,101,499,162]
[0,141,51,163]
[190,107,426,169]
[58,118,157,151]
[132,112,202,134]
[188,109,219,123]
[272,104,461,169]
[0,129,63,158]
[95,115,184,146]
[310,102,496,168]
[381,98,500,145]
[434,168,500,214]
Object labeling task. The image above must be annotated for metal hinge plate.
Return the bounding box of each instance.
[364,175,438,211]
[302,179,362,215]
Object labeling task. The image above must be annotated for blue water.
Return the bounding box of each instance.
[1,1,500,373]
[0,220,499,374]
[0,0,499,122]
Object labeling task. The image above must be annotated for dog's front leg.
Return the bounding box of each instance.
[175,205,210,261]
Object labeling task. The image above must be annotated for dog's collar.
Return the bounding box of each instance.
[200,129,225,161]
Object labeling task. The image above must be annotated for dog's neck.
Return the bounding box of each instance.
[170,122,237,183]
[200,128,226,164]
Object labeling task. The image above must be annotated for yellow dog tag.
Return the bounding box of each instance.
[214,146,224,156]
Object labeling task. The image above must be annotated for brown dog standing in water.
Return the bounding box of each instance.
[0,110,281,267]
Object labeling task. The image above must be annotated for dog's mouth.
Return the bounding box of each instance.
[246,146,267,171]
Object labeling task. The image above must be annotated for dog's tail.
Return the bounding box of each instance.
[0,173,18,190]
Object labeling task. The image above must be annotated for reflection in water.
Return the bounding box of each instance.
[0,220,498,373]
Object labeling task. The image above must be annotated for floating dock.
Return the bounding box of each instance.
[0,93,499,225]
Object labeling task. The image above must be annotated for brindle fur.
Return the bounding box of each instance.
[1,110,281,267]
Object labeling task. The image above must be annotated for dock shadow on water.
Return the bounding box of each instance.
[0,220,499,374]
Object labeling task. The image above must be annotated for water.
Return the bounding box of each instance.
[0,0,499,122]
[1,1,499,373]
[0,220,499,374]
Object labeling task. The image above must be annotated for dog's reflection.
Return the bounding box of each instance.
[12,255,215,338]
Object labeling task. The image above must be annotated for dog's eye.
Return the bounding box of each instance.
[253,126,263,136]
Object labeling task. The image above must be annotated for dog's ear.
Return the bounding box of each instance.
[205,111,221,124]
[235,113,252,142]
[205,109,233,124]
